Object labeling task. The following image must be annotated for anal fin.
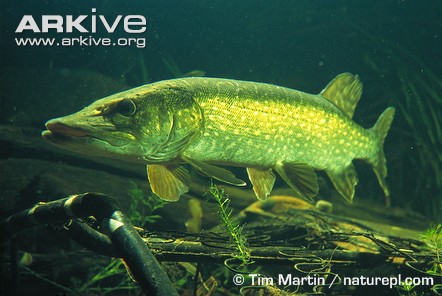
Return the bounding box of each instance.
[274,162,318,202]
[246,167,276,201]
[183,156,246,186]
[147,164,190,201]
[326,164,358,203]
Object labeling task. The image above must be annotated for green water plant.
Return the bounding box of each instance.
[127,181,168,227]
[209,182,251,265]
[396,281,418,296]
[397,69,441,216]
[352,24,440,220]
[420,223,442,275]
[70,259,141,295]
[162,54,183,78]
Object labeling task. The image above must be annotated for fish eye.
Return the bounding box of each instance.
[116,99,137,116]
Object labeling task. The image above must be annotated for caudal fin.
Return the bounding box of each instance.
[369,107,395,205]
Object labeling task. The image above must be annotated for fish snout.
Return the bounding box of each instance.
[45,118,88,137]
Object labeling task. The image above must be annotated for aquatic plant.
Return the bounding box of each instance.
[396,280,418,296]
[419,223,442,275]
[137,51,150,84]
[20,257,142,295]
[209,182,251,265]
[162,54,183,78]
[396,69,441,209]
[355,28,441,220]
[70,259,141,295]
[127,181,168,227]
[162,54,206,78]
[124,51,205,86]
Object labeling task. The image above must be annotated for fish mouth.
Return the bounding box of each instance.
[42,119,91,146]
[45,120,88,137]
[42,119,130,149]
[42,119,142,162]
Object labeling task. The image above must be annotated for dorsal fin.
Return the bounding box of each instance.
[319,73,363,118]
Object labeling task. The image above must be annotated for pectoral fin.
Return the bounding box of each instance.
[326,164,358,203]
[274,162,318,202]
[246,167,276,201]
[147,164,190,201]
[145,113,196,162]
[145,131,195,162]
[183,156,246,186]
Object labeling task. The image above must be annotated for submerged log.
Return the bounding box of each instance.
[140,196,435,269]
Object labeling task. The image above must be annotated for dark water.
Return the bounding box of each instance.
[1,1,441,295]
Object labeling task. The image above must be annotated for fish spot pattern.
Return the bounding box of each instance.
[186,78,375,169]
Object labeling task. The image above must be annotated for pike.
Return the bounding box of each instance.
[42,73,395,203]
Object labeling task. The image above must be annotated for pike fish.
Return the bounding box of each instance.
[42,73,395,203]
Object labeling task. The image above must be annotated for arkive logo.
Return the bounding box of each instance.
[14,8,147,48]
[15,8,146,34]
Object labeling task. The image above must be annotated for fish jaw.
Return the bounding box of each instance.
[42,116,98,152]
[45,119,89,137]
[42,126,109,156]
[42,109,146,163]
[43,118,119,158]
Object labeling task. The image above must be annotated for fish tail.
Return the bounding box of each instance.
[368,107,395,205]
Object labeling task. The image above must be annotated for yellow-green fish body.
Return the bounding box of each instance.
[42,73,395,203]
[187,79,369,169]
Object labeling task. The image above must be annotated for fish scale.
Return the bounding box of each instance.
[187,80,372,171]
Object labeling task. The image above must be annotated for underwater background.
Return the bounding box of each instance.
[0,0,441,295]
